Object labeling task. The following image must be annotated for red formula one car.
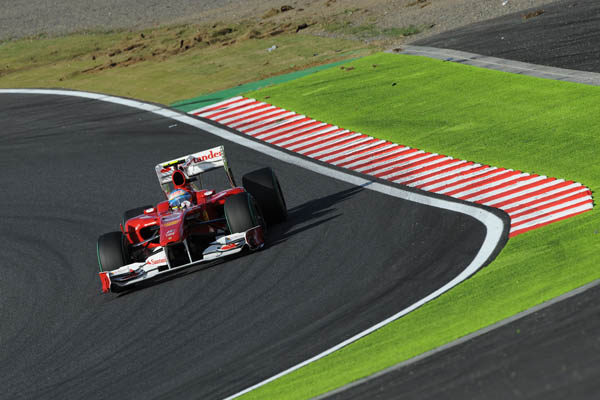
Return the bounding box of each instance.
[97,146,287,293]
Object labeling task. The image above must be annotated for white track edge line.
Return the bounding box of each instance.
[0,89,506,400]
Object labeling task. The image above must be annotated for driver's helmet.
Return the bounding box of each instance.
[168,188,192,209]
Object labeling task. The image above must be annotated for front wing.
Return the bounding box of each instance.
[99,226,264,293]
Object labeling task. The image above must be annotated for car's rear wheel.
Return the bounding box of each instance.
[224,192,262,234]
[97,231,126,272]
[242,167,287,225]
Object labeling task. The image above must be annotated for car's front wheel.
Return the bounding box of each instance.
[224,192,262,234]
[97,231,126,272]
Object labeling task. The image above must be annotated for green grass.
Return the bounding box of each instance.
[0,25,375,104]
[239,53,600,398]
[322,21,423,38]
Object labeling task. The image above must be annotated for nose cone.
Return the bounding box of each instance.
[159,211,185,246]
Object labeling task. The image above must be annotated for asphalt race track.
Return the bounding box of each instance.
[0,93,504,399]
[415,0,600,73]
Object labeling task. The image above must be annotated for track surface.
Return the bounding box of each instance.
[415,0,600,73]
[0,93,491,399]
[328,283,600,400]
[328,1,600,398]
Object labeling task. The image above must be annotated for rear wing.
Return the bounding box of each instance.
[155,146,236,191]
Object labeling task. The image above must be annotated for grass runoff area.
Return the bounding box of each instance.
[0,23,375,104]
[236,53,600,398]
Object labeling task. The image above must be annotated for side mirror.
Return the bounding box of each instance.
[157,201,170,214]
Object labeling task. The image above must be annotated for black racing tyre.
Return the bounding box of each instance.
[122,205,152,228]
[242,167,287,225]
[224,192,261,234]
[97,231,126,272]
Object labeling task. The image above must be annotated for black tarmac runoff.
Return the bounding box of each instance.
[415,0,600,73]
[0,93,493,399]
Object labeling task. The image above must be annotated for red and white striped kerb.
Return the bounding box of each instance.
[191,96,594,237]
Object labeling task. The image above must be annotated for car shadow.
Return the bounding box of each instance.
[266,185,364,248]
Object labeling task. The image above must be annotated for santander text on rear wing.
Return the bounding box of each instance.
[155,146,236,191]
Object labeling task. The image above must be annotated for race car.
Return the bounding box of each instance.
[97,145,287,293]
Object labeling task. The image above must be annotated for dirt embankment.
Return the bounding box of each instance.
[2,0,557,45]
